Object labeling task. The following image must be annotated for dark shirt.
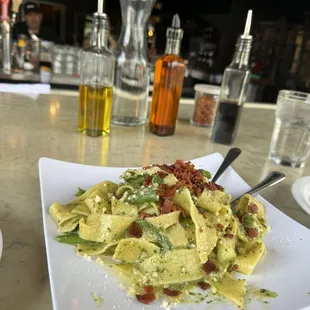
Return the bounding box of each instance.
[13,22,63,44]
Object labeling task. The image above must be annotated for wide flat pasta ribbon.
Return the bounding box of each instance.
[190,203,218,263]
[79,214,135,243]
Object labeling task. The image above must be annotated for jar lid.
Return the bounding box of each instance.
[194,84,221,96]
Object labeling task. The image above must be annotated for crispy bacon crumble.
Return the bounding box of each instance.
[146,159,223,196]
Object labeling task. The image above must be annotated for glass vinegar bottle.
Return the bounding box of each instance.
[211,37,251,145]
[78,13,115,137]
[211,10,253,145]
[149,14,185,136]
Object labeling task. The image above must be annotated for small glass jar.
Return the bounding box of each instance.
[190,84,221,127]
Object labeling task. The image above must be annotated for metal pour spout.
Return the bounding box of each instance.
[171,14,180,28]
[241,9,253,39]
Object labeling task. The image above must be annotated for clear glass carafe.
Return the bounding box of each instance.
[111,0,156,126]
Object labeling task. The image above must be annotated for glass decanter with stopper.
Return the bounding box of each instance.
[78,12,115,137]
[111,0,156,126]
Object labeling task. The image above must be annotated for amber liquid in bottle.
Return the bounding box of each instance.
[78,84,113,137]
[149,54,185,136]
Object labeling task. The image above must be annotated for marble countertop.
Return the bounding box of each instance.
[0,92,308,310]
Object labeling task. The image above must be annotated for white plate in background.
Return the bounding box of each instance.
[39,154,310,310]
[292,176,310,216]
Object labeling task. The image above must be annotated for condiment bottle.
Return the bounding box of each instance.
[211,10,253,145]
[149,14,185,136]
[191,84,221,127]
[78,12,115,137]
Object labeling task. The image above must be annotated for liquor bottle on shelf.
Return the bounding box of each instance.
[149,14,185,136]
[78,12,115,137]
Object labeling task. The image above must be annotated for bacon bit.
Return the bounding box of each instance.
[127,222,142,238]
[136,293,155,304]
[138,212,153,219]
[176,179,186,188]
[224,233,234,239]
[232,264,239,271]
[248,203,259,214]
[199,227,203,233]
[143,175,152,186]
[163,288,180,297]
[142,165,152,170]
[247,227,259,238]
[202,260,216,275]
[160,199,174,214]
[136,286,156,304]
[144,286,153,294]
[171,205,187,217]
[146,160,225,197]
[157,171,168,178]
[198,281,211,290]
[160,164,174,174]
[144,160,226,197]
[163,186,176,198]
[216,223,224,231]
[204,182,224,192]
[157,184,176,199]
[155,160,204,196]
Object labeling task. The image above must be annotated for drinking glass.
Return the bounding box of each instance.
[269,90,310,168]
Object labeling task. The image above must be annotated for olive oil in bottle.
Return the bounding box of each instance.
[78,12,115,137]
[79,84,113,136]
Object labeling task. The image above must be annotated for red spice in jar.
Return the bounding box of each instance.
[191,84,220,127]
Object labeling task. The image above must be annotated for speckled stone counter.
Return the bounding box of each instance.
[0,92,308,310]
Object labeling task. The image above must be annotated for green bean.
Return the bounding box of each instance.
[136,219,172,252]
[125,187,159,204]
[55,232,97,245]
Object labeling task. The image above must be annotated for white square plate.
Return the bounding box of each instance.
[39,153,310,310]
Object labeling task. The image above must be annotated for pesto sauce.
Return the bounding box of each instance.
[186,291,208,304]
[256,288,278,298]
[92,292,103,307]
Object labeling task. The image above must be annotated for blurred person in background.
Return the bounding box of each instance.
[13,2,62,44]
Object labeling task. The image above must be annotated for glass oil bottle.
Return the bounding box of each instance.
[211,10,253,145]
[149,14,185,136]
[78,12,115,137]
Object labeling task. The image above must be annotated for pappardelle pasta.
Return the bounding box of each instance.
[49,160,269,308]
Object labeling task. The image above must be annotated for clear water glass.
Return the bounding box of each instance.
[269,90,310,168]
